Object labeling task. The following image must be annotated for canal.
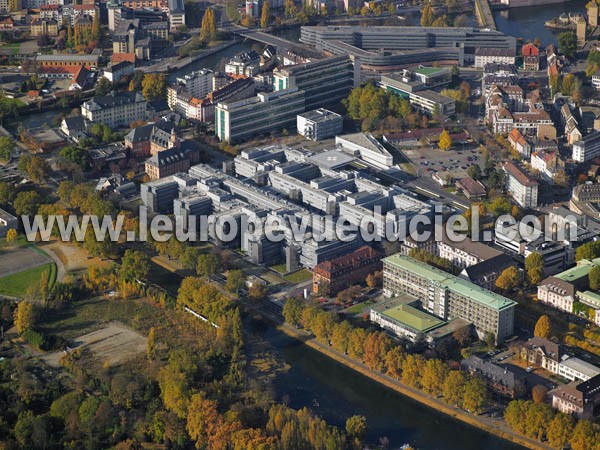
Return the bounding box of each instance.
[249,319,525,450]
[493,0,587,45]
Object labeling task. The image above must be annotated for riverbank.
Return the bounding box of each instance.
[274,321,552,450]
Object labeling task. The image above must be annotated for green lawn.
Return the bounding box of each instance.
[271,264,287,274]
[283,269,312,284]
[344,300,374,315]
[0,262,56,297]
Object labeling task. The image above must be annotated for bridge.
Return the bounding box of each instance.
[226,23,322,58]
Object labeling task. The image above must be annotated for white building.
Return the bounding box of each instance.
[502,161,538,208]
[297,108,343,141]
[335,132,393,170]
[0,208,17,238]
[474,48,516,68]
[174,68,214,99]
[559,357,600,382]
[102,61,134,84]
[573,131,600,163]
[537,276,575,313]
[81,92,147,128]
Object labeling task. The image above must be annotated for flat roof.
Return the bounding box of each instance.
[379,303,445,333]
[577,290,600,309]
[562,357,600,378]
[413,66,449,77]
[383,254,517,311]
[555,258,600,283]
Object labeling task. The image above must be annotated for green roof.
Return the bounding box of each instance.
[577,290,600,309]
[383,254,517,312]
[413,66,447,77]
[555,258,600,283]
[380,303,445,333]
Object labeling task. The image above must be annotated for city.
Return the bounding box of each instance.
[2,0,600,448]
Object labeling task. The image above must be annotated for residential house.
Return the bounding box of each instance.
[508,128,531,158]
[551,375,600,419]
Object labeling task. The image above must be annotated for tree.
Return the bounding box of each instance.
[442,370,465,406]
[438,130,452,151]
[570,419,598,450]
[147,326,156,361]
[531,385,548,404]
[13,191,41,216]
[196,253,221,279]
[248,283,268,301]
[467,164,481,180]
[421,358,447,395]
[462,377,487,414]
[420,2,435,26]
[534,315,552,339]
[282,297,304,327]
[525,252,543,272]
[590,266,600,290]
[18,155,50,183]
[0,181,15,206]
[546,412,574,449]
[115,439,143,450]
[331,321,353,354]
[488,197,511,217]
[6,228,17,242]
[200,8,217,42]
[260,0,270,28]
[14,301,35,334]
[284,0,297,17]
[59,145,90,169]
[225,269,244,294]
[557,31,577,58]
[0,136,14,162]
[345,415,367,441]
[524,403,553,441]
[141,73,166,101]
[495,266,520,292]
[96,77,112,96]
[119,250,150,282]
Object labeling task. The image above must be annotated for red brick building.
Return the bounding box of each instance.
[312,246,382,296]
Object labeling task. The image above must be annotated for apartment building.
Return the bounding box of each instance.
[225,51,260,77]
[461,355,526,398]
[297,108,343,141]
[170,69,214,99]
[502,161,539,208]
[273,55,359,111]
[382,254,516,343]
[215,89,305,143]
[81,92,147,128]
[102,61,135,84]
[436,230,503,269]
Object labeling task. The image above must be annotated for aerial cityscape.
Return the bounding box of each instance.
[4,0,600,448]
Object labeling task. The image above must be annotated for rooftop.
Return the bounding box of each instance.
[383,255,517,311]
[561,357,600,379]
[373,295,445,333]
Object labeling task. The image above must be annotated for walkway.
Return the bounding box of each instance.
[475,0,497,30]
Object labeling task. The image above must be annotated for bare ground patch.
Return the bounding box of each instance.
[40,322,146,368]
[0,246,50,278]
[43,241,111,273]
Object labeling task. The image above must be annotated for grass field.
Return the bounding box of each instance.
[284,269,312,284]
[0,262,56,297]
[271,264,287,274]
[343,300,374,315]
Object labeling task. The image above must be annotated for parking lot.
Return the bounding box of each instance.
[402,145,484,179]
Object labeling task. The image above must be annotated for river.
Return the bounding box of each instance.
[493,0,587,45]
[249,319,525,450]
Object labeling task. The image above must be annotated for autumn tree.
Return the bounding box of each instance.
[347,328,367,361]
[282,297,303,327]
[363,332,393,372]
[420,2,435,26]
[421,358,447,395]
[119,249,150,282]
[260,0,270,28]
[462,377,487,414]
[18,154,50,183]
[546,412,574,449]
[158,349,197,418]
[495,266,520,292]
[570,419,598,450]
[6,228,17,242]
[141,73,166,101]
[248,283,268,301]
[196,253,221,279]
[531,384,548,404]
[15,301,35,334]
[534,314,552,339]
[225,269,244,294]
[200,8,217,42]
[442,370,465,406]
[401,354,424,388]
[147,327,156,361]
[524,403,553,441]
[438,129,452,151]
[345,415,367,441]
[331,320,353,354]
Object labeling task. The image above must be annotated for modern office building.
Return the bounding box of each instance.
[300,26,517,68]
[273,56,359,111]
[140,177,180,214]
[379,71,456,116]
[81,92,147,128]
[297,108,343,141]
[502,161,539,208]
[215,89,305,143]
[382,254,516,343]
[573,131,600,163]
[335,133,393,169]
